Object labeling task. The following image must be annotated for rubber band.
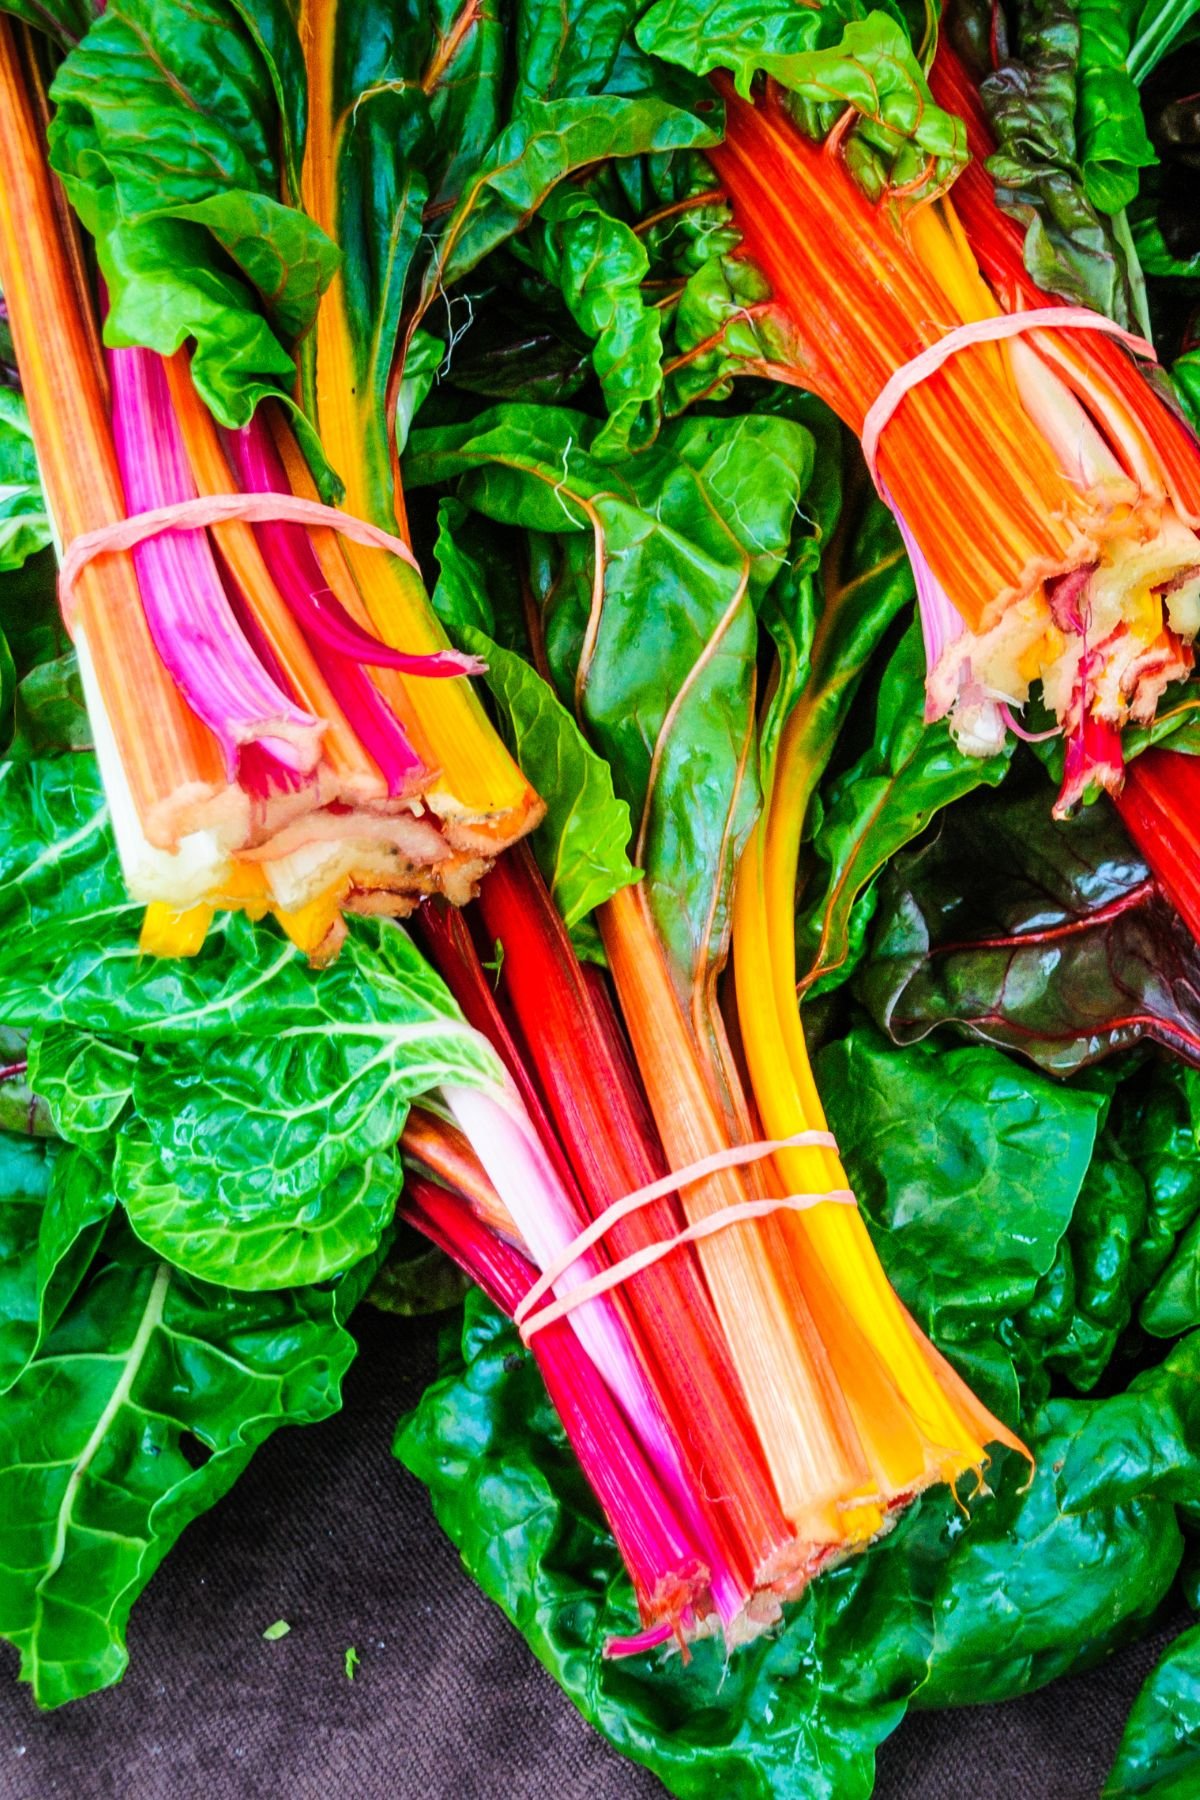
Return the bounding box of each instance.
[514,1128,838,1329]
[518,1189,857,1342]
[58,491,423,638]
[861,307,1157,491]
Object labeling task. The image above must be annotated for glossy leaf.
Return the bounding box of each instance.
[1105,1621,1200,1797]
[0,1229,380,1707]
[797,622,1013,997]
[0,386,51,574]
[398,1288,952,1800]
[1079,0,1158,213]
[410,404,810,1001]
[0,757,502,1290]
[983,0,1146,326]
[48,0,340,462]
[817,1026,1105,1419]
[859,779,1200,1076]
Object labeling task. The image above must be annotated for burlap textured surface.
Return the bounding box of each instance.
[0,1307,1182,1800]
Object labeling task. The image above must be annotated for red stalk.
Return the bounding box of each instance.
[402,1174,707,1630]
[1114,749,1200,941]
[474,846,793,1590]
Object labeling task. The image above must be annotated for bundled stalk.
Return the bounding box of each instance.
[405,847,1021,1649]
[707,46,1200,812]
[0,17,541,964]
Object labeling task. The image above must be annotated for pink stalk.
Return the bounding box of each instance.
[107,346,323,782]
[225,417,426,795]
[403,1173,707,1631]
[882,482,967,720]
[227,418,480,675]
[440,1077,745,1623]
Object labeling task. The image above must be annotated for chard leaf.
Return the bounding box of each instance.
[431,499,640,937]
[1105,1620,1200,1797]
[8,652,91,762]
[47,0,340,476]
[637,7,966,201]
[525,188,663,456]
[982,0,1147,326]
[409,404,809,1003]
[0,756,502,1290]
[397,1288,950,1800]
[858,778,1200,1076]
[29,1025,136,1149]
[0,1229,380,1707]
[0,387,50,574]
[797,622,1013,998]
[0,1134,61,1395]
[400,1290,1191,1791]
[1079,0,1159,212]
[431,95,719,295]
[817,1026,1105,1419]
[1129,0,1200,84]
[0,0,92,50]
[917,1410,1182,1709]
[1055,1330,1200,1512]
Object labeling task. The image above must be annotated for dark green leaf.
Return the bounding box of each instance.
[817,1026,1104,1418]
[798,622,1013,997]
[859,778,1200,1075]
[1105,1621,1200,1796]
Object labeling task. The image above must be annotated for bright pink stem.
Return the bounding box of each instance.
[107,347,322,783]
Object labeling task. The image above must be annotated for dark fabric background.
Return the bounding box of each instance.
[0,1306,1182,1800]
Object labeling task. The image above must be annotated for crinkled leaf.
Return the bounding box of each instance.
[858,778,1200,1076]
[983,0,1146,326]
[1055,1330,1200,1513]
[47,0,340,480]
[817,1026,1104,1419]
[432,96,719,296]
[526,188,663,456]
[0,757,501,1290]
[409,405,809,1002]
[798,622,1013,998]
[638,7,966,201]
[29,1024,135,1149]
[917,1408,1182,1709]
[0,1134,61,1395]
[0,1228,381,1707]
[8,652,91,761]
[1105,1620,1200,1797]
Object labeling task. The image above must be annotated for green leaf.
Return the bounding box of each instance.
[431,500,640,936]
[433,94,718,297]
[8,652,91,763]
[817,1026,1105,1418]
[637,8,966,200]
[1105,1621,1200,1797]
[0,1229,380,1707]
[29,1025,136,1149]
[1078,0,1158,214]
[1128,0,1200,84]
[0,387,51,575]
[0,757,501,1290]
[798,622,1013,997]
[981,0,1148,327]
[410,404,809,1004]
[398,1289,949,1800]
[46,0,340,487]
[527,187,663,457]
[918,1409,1182,1708]
[0,1134,61,1395]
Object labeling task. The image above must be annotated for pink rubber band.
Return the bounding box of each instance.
[513,1128,838,1331]
[58,492,423,637]
[861,307,1156,490]
[517,1188,856,1343]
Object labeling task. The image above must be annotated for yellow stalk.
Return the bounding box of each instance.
[140,903,213,958]
[295,0,541,838]
[601,884,870,1545]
